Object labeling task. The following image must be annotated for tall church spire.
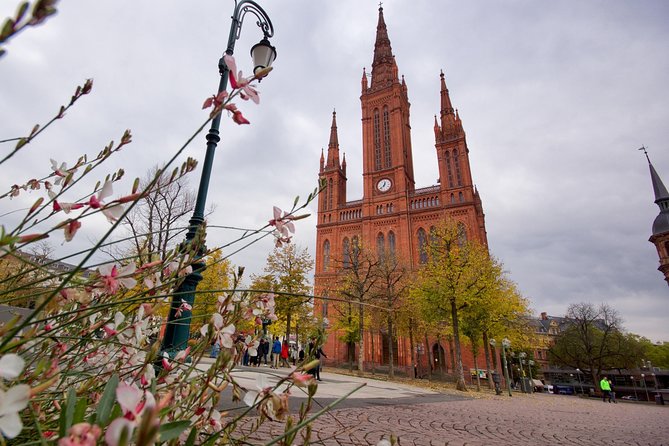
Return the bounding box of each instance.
[440,70,454,116]
[326,110,340,168]
[370,6,397,90]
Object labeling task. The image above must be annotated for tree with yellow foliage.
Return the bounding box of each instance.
[411,220,502,391]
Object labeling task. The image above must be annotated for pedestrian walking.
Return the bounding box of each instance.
[600,376,612,402]
[308,337,327,381]
[271,336,282,369]
[608,379,617,403]
[280,340,290,367]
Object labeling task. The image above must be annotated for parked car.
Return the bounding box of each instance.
[621,395,638,401]
[543,384,554,394]
[554,385,574,395]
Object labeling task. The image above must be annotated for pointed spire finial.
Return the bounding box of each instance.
[639,145,651,163]
[370,3,397,89]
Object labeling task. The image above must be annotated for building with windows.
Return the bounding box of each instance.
[313,6,488,370]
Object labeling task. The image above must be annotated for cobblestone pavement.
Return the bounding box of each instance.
[237,383,669,446]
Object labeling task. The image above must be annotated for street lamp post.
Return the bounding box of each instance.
[641,373,650,402]
[575,368,583,394]
[490,338,513,397]
[630,376,638,401]
[161,0,277,356]
[528,359,535,393]
[519,352,528,393]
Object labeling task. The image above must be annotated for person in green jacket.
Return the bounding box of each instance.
[600,376,612,402]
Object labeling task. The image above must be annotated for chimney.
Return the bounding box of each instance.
[540,312,548,320]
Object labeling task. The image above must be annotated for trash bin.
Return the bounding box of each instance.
[492,372,502,395]
[655,394,665,405]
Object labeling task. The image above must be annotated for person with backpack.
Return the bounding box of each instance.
[271,336,282,369]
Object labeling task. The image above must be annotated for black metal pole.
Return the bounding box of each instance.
[161,0,274,355]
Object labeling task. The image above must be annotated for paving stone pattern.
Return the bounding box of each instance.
[240,394,669,445]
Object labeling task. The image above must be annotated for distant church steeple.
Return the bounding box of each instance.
[642,146,669,286]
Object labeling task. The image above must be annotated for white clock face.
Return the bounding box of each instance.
[377,178,392,192]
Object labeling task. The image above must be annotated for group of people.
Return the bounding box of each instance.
[599,376,617,403]
[210,334,328,380]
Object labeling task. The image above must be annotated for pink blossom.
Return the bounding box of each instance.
[290,371,314,388]
[269,206,296,238]
[89,180,125,222]
[105,418,134,446]
[223,54,260,104]
[58,423,101,446]
[97,263,137,294]
[50,159,75,185]
[202,91,228,110]
[53,201,84,214]
[231,110,250,125]
[61,219,82,242]
[0,354,24,380]
[115,381,155,421]
[0,384,30,439]
[174,299,192,318]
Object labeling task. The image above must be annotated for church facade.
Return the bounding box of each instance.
[314,7,488,372]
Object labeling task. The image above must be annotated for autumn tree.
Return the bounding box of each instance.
[548,302,630,391]
[373,251,410,378]
[0,242,56,309]
[337,243,379,374]
[462,277,533,389]
[189,250,233,334]
[412,221,501,391]
[257,244,313,341]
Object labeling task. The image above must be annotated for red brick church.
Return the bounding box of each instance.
[314,6,488,374]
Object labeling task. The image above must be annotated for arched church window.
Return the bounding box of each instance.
[377,232,385,257]
[343,237,351,268]
[450,193,455,204]
[323,240,330,271]
[417,228,428,264]
[457,222,467,247]
[453,149,463,186]
[383,106,392,168]
[328,178,333,210]
[374,109,382,170]
[458,191,464,202]
[352,236,360,267]
[388,231,396,258]
[445,151,454,188]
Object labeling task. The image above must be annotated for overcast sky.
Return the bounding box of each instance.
[1,1,668,342]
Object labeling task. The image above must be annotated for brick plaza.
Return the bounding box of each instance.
[234,368,669,446]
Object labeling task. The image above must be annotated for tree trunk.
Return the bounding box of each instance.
[424,332,433,381]
[357,300,364,374]
[473,352,481,391]
[285,312,291,343]
[370,328,375,375]
[447,335,456,372]
[437,334,444,378]
[450,299,467,391]
[409,319,416,379]
[388,315,395,378]
[348,303,353,372]
[482,331,494,389]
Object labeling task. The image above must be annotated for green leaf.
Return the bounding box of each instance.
[59,387,76,437]
[183,427,198,446]
[96,374,119,426]
[158,421,191,442]
[73,395,87,424]
[1,19,14,40]
[16,3,30,23]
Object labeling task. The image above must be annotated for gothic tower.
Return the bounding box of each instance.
[314,6,488,368]
[643,149,669,285]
